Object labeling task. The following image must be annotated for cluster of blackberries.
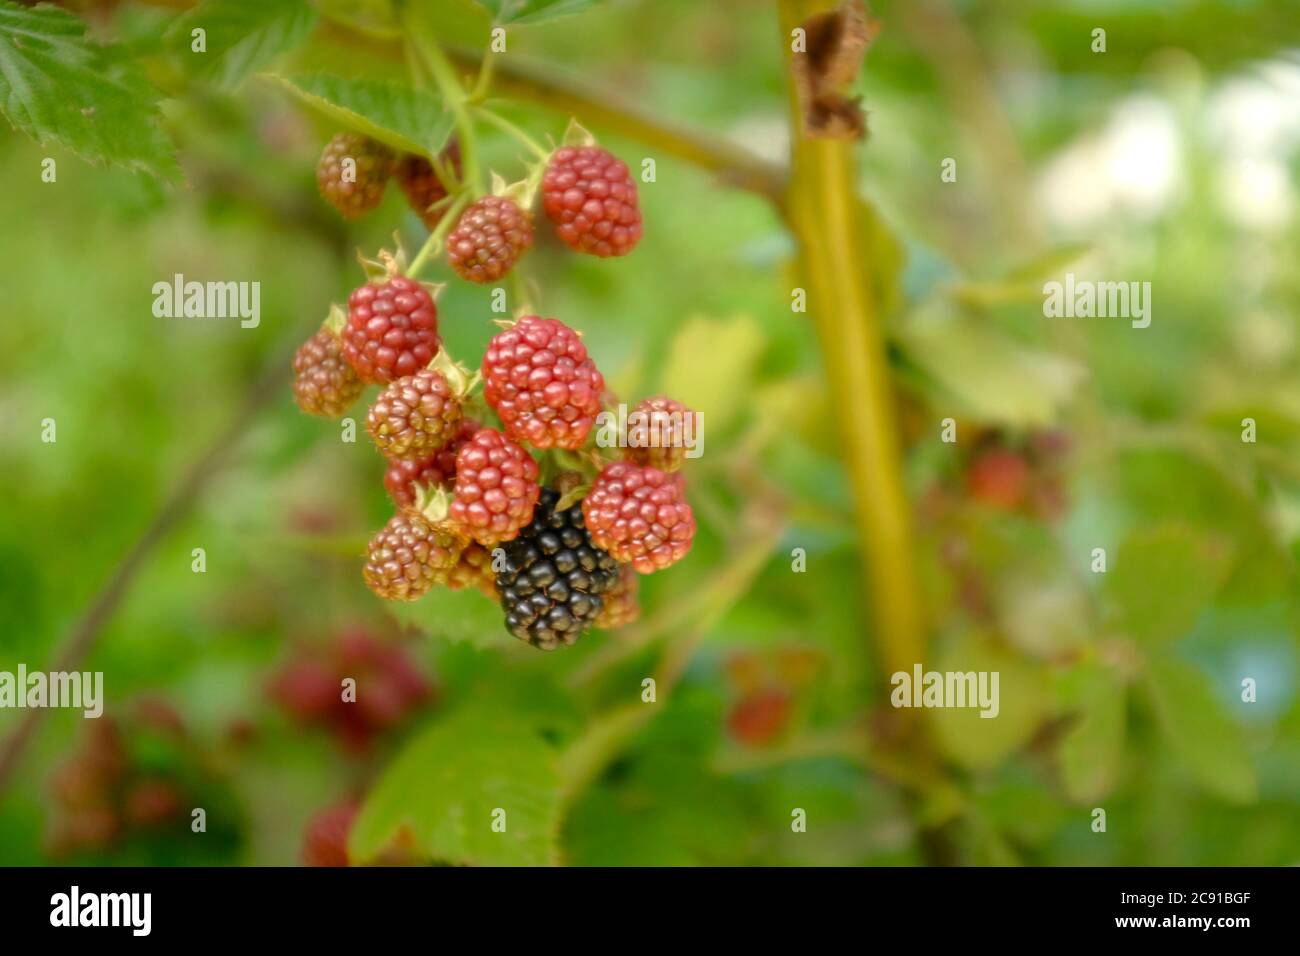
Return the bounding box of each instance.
[293,123,694,650]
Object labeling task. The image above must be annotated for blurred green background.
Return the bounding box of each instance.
[1,0,1298,866]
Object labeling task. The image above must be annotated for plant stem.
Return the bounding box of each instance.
[472,106,551,161]
[448,45,786,203]
[403,8,484,194]
[407,190,470,275]
[777,0,926,682]
[469,50,497,102]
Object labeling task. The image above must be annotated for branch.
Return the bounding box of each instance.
[317,22,787,205]
[779,0,925,679]
[0,365,282,788]
[0,152,348,793]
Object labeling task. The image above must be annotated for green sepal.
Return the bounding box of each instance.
[323,302,348,336]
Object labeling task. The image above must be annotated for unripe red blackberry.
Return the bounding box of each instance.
[449,428,541,546]
[366,368,463,461]
[495,489,620,650]
[481,315,604,450]
[965,448,1030,511]
[342,275,440,385]
[317,133,394,219]
[625,396,693,473]
[594,564,640,629]
[582,461,696,573]
[446,195,533,283]
[293,327,365,418]
[541,146,642,257]
[123,778,182,828]
[383,417,480,509]
[363,512,464,601]
[726,687,793,747]
[394,141,461,228]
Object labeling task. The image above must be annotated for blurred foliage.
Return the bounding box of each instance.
[0,0,1298,867]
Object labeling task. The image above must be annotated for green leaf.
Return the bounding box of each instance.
[384,585,514,649]
[1144,654,1256,804]
[318,0,399,38]
[264,73,453,155]
[1101,523,1233,646]
[895,306,1085,428]
[0,1,176,177]
[350,700,561,865]
[1057,664,1126,802]
[167,0,317,91]
[659,314,764,435]
[473,0,603,25]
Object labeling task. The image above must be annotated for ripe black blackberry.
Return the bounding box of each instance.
[495,489,619,650]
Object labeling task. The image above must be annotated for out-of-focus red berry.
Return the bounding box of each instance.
[269,628,433,752]
[726,687,793,747]
[965,449,1031,510]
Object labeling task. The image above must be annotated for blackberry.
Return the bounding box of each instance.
[292,327,364,418]
[594,564,640,629]
[582,461,696,572]
[481,315,605,449]
[394,142,461,229]
[317,133,394,220]
[342,275,440,385]
[541,145,643,257]
[366,368,462,461]
[624,395,693,473]
[495,489,619,650]
[446,195,533,284]
[362,512,464,602]
[449,427,540,545]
